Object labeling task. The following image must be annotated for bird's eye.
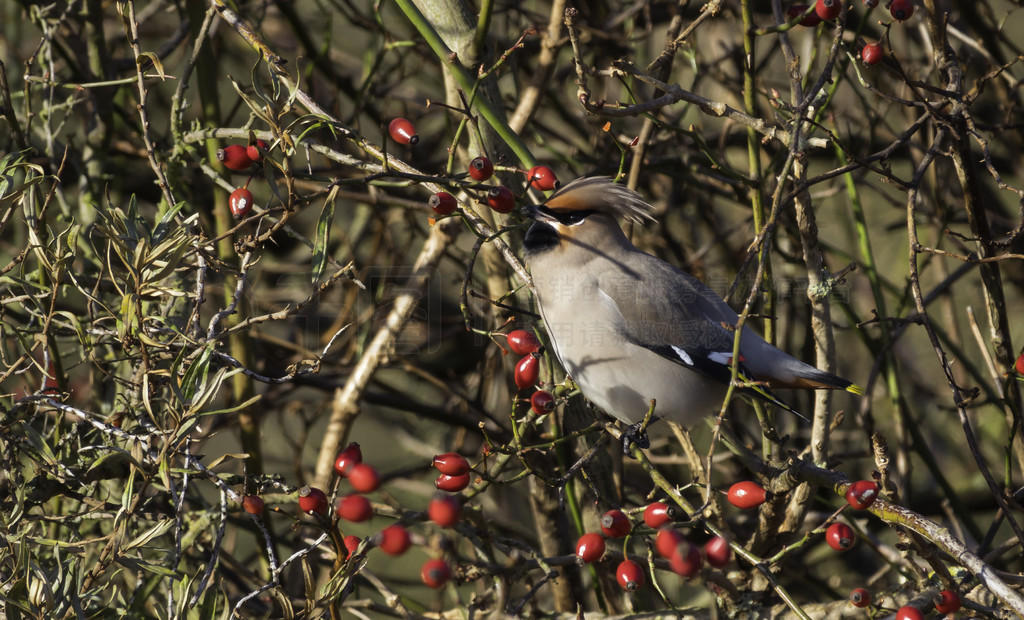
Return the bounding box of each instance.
[555,210,595,226]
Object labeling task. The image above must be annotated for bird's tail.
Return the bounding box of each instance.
[773,369,864,395]
[742,368,863,419]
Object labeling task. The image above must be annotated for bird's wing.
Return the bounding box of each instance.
[593,251,809,414]
[594,250,745,356]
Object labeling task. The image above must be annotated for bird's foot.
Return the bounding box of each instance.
[621,421,651,456]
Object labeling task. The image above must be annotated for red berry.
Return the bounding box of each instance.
[388,117,418,145]
[217,144,254,171]
[655,528,685,559]
[468,156,493,181]
[514,354,540,389]
[241,495,264,515]
[247,139,269,162]
[850,588,871,607]
[428,495,461,528]
[298,486,328,515]
[935,590,961,613]
[421,558,451,589]
[344,535,361,556]
[435,472,471,492]
[895,606,924,620]
[506,330,541,355]
[846,480,879,509]
[229,188,254,219]
[669,542,702,578]
[889,0,913,20]
[861,42,883,65]
[600,509,631,538]
[788,4,821,26]
[432,452,470,476]
[704,536,731,568]
[826,522,856,551]
[575,532,605,564]
[487,186,515,214]
[334,442,362,477]
[347,463,380,493]
[616,559,645,591]
[336,494,373,522]
[429,191,457,216]
[1017,351,1024,375]
[377,525,412,556]
[527,165,559,191]
[530,390,556,414]
[815,0,842,20]
[727,481,768,509]
[643,502,675,529]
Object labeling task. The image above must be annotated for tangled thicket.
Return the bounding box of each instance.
[2,0,1024,617]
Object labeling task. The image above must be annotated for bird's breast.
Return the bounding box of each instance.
[532,273,724,426]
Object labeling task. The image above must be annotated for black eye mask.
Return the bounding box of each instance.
[538,206,598,226]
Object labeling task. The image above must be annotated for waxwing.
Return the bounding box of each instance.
[521,176,861,433]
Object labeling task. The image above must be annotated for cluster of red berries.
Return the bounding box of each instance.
[468,155,515,215]
[421,452,466,586]
[217,139,270,219]
[390,116,559,221]
[849,588,960,616]
[247,442,458,589]
[428,170,559,221]
[336,443,458,574]
[245,443,958,602]
[432,451,471,492]
[786,0,917,66]
[841,480,964,614]
[724,479,878,552]
[821,479,883,552]
[504,330,556,416]
[332,442,378,523]
[574,504,732,591]
[724,477,950,612]
[787,0,913,26]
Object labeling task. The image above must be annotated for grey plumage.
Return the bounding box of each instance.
[522,176,861,428]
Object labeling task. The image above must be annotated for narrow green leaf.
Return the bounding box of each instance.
[53,311,91,350]
[180,343,214,404]
[152,201,187,243]
[115,556,179,578]
[311,185,338,284]
[123,519,174,551]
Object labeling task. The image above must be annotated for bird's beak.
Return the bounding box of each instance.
[520,204,556,223]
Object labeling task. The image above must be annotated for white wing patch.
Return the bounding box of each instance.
[707,351,733,365]
[670,345,694,366]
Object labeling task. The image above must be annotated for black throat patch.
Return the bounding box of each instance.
[523,221,560,256]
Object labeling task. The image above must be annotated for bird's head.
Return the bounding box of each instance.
[522,177,656,257]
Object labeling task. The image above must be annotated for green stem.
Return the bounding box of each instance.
[393,0,535,167]
[471,0,494,61]
[741,0,774,460]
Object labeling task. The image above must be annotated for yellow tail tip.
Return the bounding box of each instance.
[846,383,865,396]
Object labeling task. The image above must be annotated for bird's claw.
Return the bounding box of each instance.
[621,422,651,456]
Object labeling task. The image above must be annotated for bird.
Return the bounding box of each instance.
[521,176,862,441]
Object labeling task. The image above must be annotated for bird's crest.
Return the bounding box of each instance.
[544,177,657,224]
